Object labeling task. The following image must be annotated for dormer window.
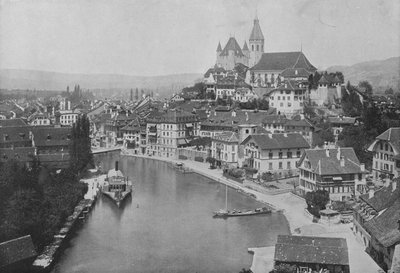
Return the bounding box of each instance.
[4,134,9,141]
[19,133,25,139]
[47,134,51,140]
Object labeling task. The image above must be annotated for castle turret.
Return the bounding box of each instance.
[216,42,222,65]
[249,15,264,67]
[243,41,250,61]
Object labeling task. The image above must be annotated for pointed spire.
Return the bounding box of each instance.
[250,15,264,40]
[243,41,249,51]
[217,42,222,52]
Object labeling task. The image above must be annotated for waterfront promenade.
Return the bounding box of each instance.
[122,151,383,273]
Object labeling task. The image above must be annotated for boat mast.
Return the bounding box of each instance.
[225,184,228,211]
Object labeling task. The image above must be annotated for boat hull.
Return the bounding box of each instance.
[102,190,132,207]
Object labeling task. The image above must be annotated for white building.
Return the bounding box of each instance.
[211,131,239,168]
[59,110,80,126]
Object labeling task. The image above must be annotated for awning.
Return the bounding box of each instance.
[185,123,193,128]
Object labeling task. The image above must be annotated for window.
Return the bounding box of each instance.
[278,96,280,100]
[269,163,273,170]
[269,152,273,159]
[297,151,301,158]
[282,96,285,100]
[256,45,259,51]
[280,103,283,107]
[385,144,388,151]
[287,162,291,169]
[288,103,292,107]
[287,152,292,158]
[380,143,383,150]
[279,152,283,159]
[279,162,283,169]
[245,129,249,134]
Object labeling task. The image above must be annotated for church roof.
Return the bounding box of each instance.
[217,42,222,52]
[219,37,245,57]
[249,18,264,40]
[243,41,249,51]
[251,52,316,72]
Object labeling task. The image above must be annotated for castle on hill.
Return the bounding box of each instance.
[215,16,317,87]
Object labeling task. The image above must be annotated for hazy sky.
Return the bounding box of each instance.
[0,0,399,76]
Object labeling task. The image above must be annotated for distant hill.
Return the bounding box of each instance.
[327,57,400,93]
[0,69,202,98]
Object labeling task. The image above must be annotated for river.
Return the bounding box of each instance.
[52,152,290,273]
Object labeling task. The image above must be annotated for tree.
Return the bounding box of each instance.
[359,81,373,97]
[305,190,329,216]
[385,88,394,95]
[312,122,335,147]
[70,114,93,172]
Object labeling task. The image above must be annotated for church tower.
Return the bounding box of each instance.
[216,42,222,66]
[249,15,264,67]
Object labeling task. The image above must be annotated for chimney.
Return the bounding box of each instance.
[369,187,375,199]
[115,161,119,171]
[283,133,287,137]
[360,163,365,172]
[245,112,249,121]
[340,156,345,167]
[68,101,71,110]
[337,147,341,160]
[326,149,330,157]
[392,180,397,192]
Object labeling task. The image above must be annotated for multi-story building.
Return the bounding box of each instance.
[146,110,198,158]
[297,147,367,201]
[284,116,315,146]
[267,80,307,117]
[59,110,80,126]
[367,127,400,182]
[241,133,309,177]
[352,180,400,271]
[211,132,239,168]
[28,113,51,126]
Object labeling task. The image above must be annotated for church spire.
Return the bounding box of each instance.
[216,42,222,52]
[250,15,264,41]
[243,41,249,51]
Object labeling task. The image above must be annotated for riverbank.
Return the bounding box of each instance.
[31,174,102,272]
[122,151,383,273]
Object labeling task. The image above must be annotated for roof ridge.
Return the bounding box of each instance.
[292,52,302,69]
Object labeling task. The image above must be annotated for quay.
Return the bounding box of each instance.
[31,173,105,272]
[121,150,384,273]
[91,146,122,154]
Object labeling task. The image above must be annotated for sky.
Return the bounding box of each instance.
[0,0,399,76]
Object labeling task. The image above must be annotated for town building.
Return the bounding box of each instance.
[59,109,80,126]
[327,116,356,142]
[266,80,307,117]
[146,110,198,158]
[367,127,400,182]
[352,180,400,271]
[273,235,350,273]
[241,133,309,177]
[211,131,239,168]
[121,119,147,155]
[284,115,315,146]
[28,112,51,126]
[309,73,343,106]
[297,147,367,201]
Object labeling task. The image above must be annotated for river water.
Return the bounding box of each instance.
[52,153,290,273]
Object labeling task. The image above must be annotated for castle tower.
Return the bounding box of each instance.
[249,15,264,67]
[243,41,250,64]
[216,42,222,65]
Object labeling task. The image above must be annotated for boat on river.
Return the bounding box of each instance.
[213,185,271,218]
[101,161,133,207]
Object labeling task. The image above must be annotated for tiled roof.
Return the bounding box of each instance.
[212,131,238,143]
[219,37,245,57]
[300,147,363,175]
[0,235,37,268]
[251,52,316,71]
[364,198,400,247]
[31,127,71,147]
[281,68,311,78]
[327,116,356,125]
[204,110,274,127]
[0,147,36,162]
[242,41,249,51]
[241,133,310,150]
[0,126,32,144]
[359,181,400,212]
[0,119,27,127]
[285,116,314,128]
[391,244,400,273]
[216,42,222,52]
[375,127,400,153]
[274,235,349,265]
[262,114,287,125]
[249,18,264,40]
[147,109,197,124]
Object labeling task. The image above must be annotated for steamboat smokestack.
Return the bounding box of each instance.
[115,161,119,171]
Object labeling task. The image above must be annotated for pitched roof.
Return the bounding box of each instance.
[241,133,310,150]
[0,126,32,145]
[0,147,36,162]
[219,37,245,57]
[0,235,37,268]
[0,119,27,127]
[31,127,71,147]
[327,116,356,125]
[243,41,249,51]
[212,131,239,143]
[300,147,363,175]
[281,68,311,78]
[217,42,222,52]
[251,52,316,71]
[249,18,264,40]
[359,180,400,212]
[364,198,400,247]
[274,235,349,265]
[376,127,400,153]
[285,117,314,128]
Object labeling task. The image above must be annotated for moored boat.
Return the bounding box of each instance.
[101,161,133,207]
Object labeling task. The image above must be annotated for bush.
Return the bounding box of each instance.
[178,155,188,160]
[194,156,204,162]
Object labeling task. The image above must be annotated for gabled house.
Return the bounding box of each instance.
[367,127,400,182]
[211,131,239,168]
[353,180,400,270]
[297,147,367,201]
[241,133,309,177]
